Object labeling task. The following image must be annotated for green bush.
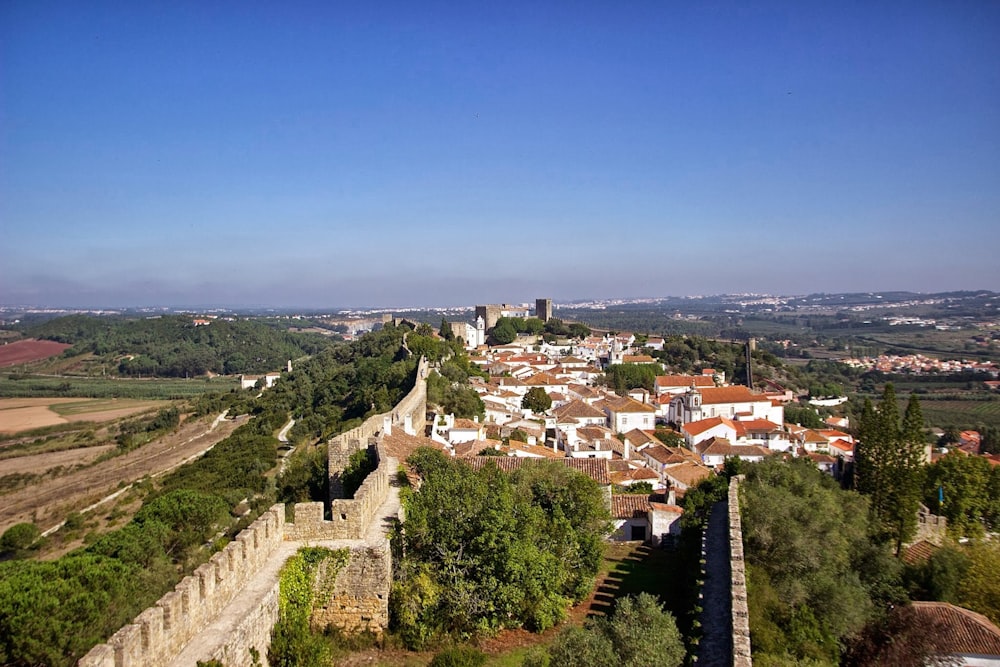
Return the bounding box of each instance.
[0,522,40,554]
[428,646,487,667]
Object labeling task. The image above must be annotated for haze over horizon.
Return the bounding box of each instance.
[3,3,999,309]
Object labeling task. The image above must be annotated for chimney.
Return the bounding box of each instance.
[667,488,676,505]
[404,413,416,436]
[383,415,392,436]
[624,437,631,460]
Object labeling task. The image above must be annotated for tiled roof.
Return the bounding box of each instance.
[609,467,660,485]
[596,395,656,414]
[656,375,714,389]
[380,432,446,460]
[621,428,661,447]
[683,417,737,437]
[467,456,610,485]
[736,419,783,433]
[902,539,940,565]
[697,386,768,405]
[612,494,652,519]
[910,601,1000,656]
[663,462,714,487]
[553,399,607,421]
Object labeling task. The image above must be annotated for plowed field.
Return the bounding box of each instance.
[0,339,72,367]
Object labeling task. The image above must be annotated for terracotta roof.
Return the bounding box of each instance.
[656,375,714,389]
[452,418,482,430]
[622,355,657,364]
[612,494,652,519]
[553,399,607,421]
[467,456,611,485]
[621,428,661,447]
[380,431,446,461]
[736,419,783,433]
[642,444,677,465]
[696,386,768,405]
[663,462,714,487]
[828,439,854,454]
[649,502,684,513]
[525,371,563,386]
[609,467,660,485]
[507,441,565,459]
[596,395,656,414]
[910,601,1000,656]
[683,416,737,437]
[902,539,940,565]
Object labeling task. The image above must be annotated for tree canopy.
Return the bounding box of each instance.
[391,450,610,647]
[854,385,927,553]
[741,457,904,664]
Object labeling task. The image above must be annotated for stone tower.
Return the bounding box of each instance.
[535,298,552,322]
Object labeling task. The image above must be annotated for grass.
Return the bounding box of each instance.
[0,374,238,399]
[49,398,163,416]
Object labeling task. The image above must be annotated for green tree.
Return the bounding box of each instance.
[0,523,40,556]
[490,320,518,345]
[522,387,553,413]
[924,452,993,538]
[392,451,608,647]
[545,593,683,667]
[957,540,1000,625]
[742,458,895,663]
[855,385,926,553]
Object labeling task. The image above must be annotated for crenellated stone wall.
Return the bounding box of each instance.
[328,355,428,500]
[729,476,752,667]
[77,353,427,666]
[79,505,286,667]
[285,441,393,541]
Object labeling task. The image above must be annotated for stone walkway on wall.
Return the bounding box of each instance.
[697,500,733,667]
[168,455,402,666]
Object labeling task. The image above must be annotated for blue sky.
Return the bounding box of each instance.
[2,2,999,308]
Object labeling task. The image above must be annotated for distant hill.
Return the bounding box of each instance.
[23,314,336,378]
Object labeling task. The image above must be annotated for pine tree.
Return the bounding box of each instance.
[891,394,927,554]
[855,385,928,554]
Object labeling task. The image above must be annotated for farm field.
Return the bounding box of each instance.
[0,374,238,399]
[901,397,1000,431]
[0,411,245,535]
[0,339,72,367]
[0,397,163,434]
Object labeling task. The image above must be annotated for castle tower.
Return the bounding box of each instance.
[535,298,552,322]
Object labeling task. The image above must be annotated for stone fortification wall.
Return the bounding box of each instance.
[328,355,427,499]
[201,585,278,667]
[77,355,427,666]
[79,505,286,667]
[287,441,392,540]
[729,476,752,667]
[311,544,391,635]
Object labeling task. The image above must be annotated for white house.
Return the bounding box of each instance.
[596,395,657,433]
[669,385,783,426]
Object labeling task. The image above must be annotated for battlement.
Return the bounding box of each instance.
[79,505,285,667]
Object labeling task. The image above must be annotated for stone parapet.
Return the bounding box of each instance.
[79,505,285,667]
[729,476,752,667]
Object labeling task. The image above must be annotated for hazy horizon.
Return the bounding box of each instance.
[3,3,999,308]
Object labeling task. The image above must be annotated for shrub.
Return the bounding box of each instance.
[0,522,40,554]
[428,646,487,667]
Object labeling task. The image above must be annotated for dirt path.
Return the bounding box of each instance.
[0,412,244,534]
[0,444,116,476]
